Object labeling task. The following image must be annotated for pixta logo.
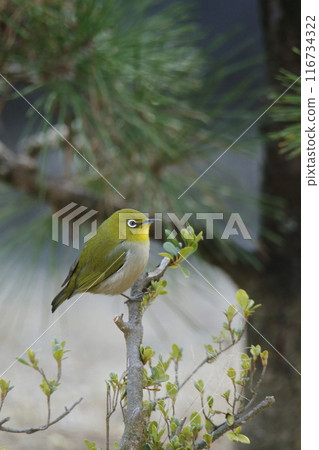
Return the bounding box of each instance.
[52,207,252,248]
[52,202,98,249]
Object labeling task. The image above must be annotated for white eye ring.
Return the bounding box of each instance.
[127,219,137,228]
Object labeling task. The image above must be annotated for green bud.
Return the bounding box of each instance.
[0,378,13,401]
[166,382,178,400]
[140,346,155,365]
[190,411,201,427]
[261,350,269,367]
[224,304,237,322]
[203,433,213,447]
[170,344,183,361]
[40,378,51,397]
[194,379,204,393]
[226,412,234,426]
[207,395,214,408]
[241,353,251,370]
[250,344,261,360]
[205,419,214,433]
[236,289,249,309]
[222,389,230,402]
[227,367,236,380]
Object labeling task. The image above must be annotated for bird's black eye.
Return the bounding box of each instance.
[127,219,137,228]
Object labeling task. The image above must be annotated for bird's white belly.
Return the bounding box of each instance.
[93,242,150,295]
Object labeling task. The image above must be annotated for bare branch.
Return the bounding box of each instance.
[113,314,128,334]
[0,417,10,426]
[106,383,116,450]
[0,397,83,434]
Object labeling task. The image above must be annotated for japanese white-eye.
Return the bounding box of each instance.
[51,209,155,313]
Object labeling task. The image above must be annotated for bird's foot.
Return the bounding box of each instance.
[121,293,144,303]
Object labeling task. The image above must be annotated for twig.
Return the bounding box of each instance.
[200,393,211,425]
[106,384,111,450]
[46,396,51,425]
[178,321,247,393]
[174,360,179,389]
[0,397,83,434]
[195,396,275,449]
[238,365,267,415]
[175,416,186,436]
[0,398,4,415]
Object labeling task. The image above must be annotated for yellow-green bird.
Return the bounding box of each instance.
[51,208,155,313]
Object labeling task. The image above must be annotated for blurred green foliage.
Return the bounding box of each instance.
[1,0,254,204]
[0,0,263,256]
[269,67,301,158]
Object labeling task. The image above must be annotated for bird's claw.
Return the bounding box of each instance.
[121,293,144,303]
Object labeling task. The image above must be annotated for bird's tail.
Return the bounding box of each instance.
[51,288,69,313]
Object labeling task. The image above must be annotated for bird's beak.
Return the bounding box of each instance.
[142,218,160,225]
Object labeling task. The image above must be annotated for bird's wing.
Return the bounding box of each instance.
[71,242,127,293]
[61,256,80,287]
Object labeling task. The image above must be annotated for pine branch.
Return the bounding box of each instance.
[0,140,115,212]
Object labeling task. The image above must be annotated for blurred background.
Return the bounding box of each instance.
[0,0,300,449]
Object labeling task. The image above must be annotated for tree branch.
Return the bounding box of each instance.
[131,257,171,296]
[114,257,171,450]
[0,397,83,434]
[195,396,275,449]
[114,298,145,450]
[0,140,116,213]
